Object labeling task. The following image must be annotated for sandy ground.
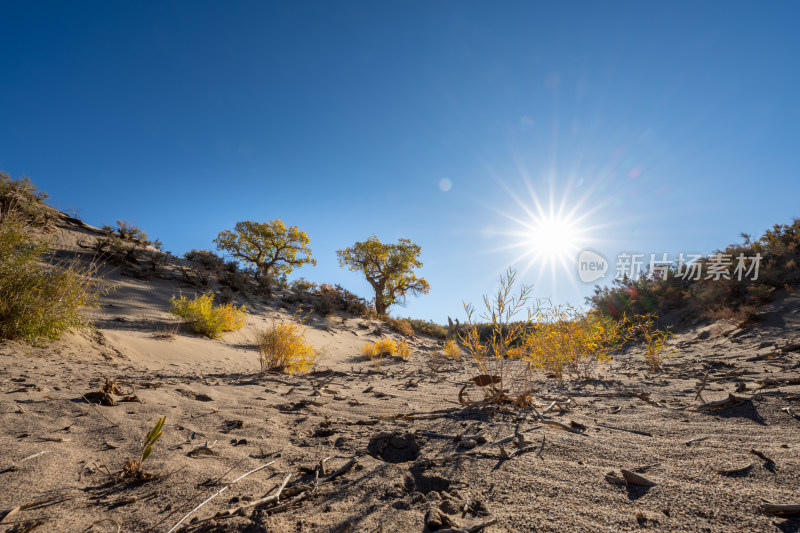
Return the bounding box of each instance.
[1,219,799,532]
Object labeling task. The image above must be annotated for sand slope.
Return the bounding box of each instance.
[1,218,799,532]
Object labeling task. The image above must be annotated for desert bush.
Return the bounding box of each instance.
[113,220,149,245]
[704,304,760,328]
[0,172,57,226]
[523,305,628,382]
[590,219,800,326]
[404,318,447,339]
[256,319,317,374]
[169,293,246,338]
[632,318,674,372]
[0,209,101,340]
[184,249,225,271]
[460,268,534,396]
[386,317,414,337]
[180,249,231,288]
[442,338,462,358]
[218,269,250,294]
[396,340,411,360]
[362,338,401,360]
[290,278,318,293]
[93,221,155,265]
[298,283,371,316]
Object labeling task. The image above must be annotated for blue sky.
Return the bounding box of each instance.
[2,1,799,322]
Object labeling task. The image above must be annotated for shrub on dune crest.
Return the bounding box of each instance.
[169,293,246,338]
[0,209,101,340]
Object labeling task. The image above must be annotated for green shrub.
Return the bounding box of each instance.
[589,218,800,325]
[112,220,149,244]
[169,293,246,338]
[0,172,58,227]
[184,249,225,271]
[312,283,369,316]
[404,318,448,339]
[0,210,101,340]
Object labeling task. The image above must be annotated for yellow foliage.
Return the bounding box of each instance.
[459,268,533,394]
[442,339,462,358]
[633,317,674,372]
[362,338,400,360]
[396,340,411,360]
[256,321,317,374]
[169,293,246,339]
[523,305,628,382]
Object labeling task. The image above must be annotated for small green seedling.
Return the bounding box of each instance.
[120,415,166,480]
[142,415,166,464]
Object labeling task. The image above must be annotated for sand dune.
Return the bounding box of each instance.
[0,217,798,532]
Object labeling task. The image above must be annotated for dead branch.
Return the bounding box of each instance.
[760,504,800,516]
[437,517,498,532]
[597,423,652,437]
[716,464,753,475]
[695,394,746,412]
[539,419,584,435]
[166,461,275,532]
[218,472,291,517]
[749,449,775,465]
[620,469,657,487]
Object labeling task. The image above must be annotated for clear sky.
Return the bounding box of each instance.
[2,1,799,323]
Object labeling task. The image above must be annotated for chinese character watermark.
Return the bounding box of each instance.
[576,250,762,283]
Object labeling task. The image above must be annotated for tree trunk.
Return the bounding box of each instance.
[373,283,388,315]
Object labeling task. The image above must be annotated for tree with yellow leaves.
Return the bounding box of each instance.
[337,236,429,316]
[214,220,316,282]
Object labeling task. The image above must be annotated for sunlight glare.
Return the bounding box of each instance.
[527,215,579,261]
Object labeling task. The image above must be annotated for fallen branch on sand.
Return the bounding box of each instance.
[437,517,498,533]
[605,469,657,487]
[597,423,652,437]
[166,461,275,533]
[715,463,753,475]
[760,504,800,516]
[749,449,775,466]
[539,419,584,435]
[621,469,657,486]
[694,394,747,412]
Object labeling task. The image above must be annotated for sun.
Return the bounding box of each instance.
[526,214,580,262]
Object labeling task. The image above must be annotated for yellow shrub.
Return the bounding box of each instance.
[442,338,462,358]
[362,338,398,360]
[396,340,411,360]
[256,321,317,374]
[169,294,246,339]
[633,318,673,372]
[523,306,628,382]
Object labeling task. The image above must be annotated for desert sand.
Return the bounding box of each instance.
[1,216,799,533]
